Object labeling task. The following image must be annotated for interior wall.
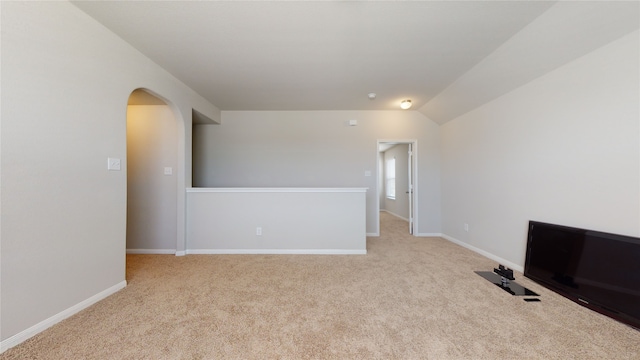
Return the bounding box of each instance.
[187,188,367,253]
[126,105,178,251]
[383,144,410,220]
[1,1,219,344]
[192,111,442,235]
[192,124,214,188]
[440,30,640,269]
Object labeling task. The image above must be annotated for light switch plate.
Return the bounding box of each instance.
[107,157,121,171]
[164,167,173,175]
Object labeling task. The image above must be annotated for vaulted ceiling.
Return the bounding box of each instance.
[72,1,639,124]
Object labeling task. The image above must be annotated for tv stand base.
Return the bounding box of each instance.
[475,271,539,296]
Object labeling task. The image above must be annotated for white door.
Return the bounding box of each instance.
[407,143,413,234]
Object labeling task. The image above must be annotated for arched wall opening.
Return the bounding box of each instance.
[126,89,182,254]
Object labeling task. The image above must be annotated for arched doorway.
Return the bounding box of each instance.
[126,89,179,254]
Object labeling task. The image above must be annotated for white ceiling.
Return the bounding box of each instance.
[72,1,638,123]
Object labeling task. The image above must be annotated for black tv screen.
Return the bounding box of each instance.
[525,221,640,330]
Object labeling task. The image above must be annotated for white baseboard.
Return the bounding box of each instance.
[415,232,443,237]
[126,249,176,255]
[366,232,379,237]
[186,249,367,255]
[440,234,523,273]
[175,250,186,256]
[0,280,127,354]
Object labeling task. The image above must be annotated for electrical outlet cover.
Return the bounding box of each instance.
[108,157,121,171]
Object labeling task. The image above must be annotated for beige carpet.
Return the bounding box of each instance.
[2,212,639,359]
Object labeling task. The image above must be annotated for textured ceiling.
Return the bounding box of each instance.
[72,1,638,123]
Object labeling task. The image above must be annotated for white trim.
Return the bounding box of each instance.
[415,233,444,237]
[366,232,379,237]
[175,250,186,256]
[0,280,127,354]
[126,249,176,255]
[187,187,368,193]
[440,234,524,273]
[186,249,367,255]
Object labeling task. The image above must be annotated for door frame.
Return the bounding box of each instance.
[376,139,418,236]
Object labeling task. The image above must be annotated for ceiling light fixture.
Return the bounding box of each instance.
[368,93,376,100]
[400,99,412,110]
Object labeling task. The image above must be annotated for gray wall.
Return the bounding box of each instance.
[187,188,367,253]
[1,1,218,343]
[440,30,640,269]
[192,111,442,235]
[127,105,178,251]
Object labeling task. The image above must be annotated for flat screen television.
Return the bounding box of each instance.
[525,221,640,330]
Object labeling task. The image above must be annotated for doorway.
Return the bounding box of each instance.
[126,89,179,254]
[377,140,417,236]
